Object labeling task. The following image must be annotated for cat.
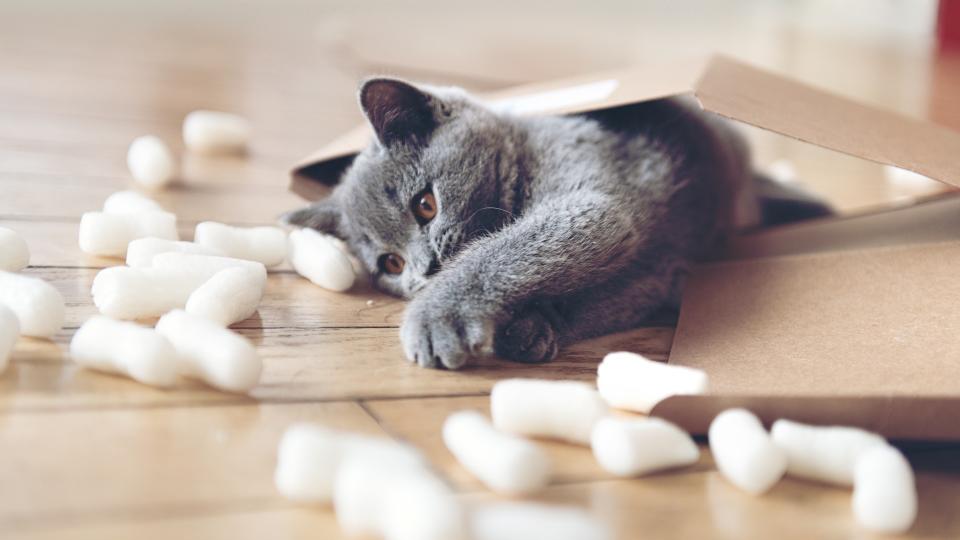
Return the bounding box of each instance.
[283,77,830,370]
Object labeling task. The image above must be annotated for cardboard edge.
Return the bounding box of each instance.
[693,55,960,188]
[650,394,960,441]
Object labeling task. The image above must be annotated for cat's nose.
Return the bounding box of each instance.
[425,258,442,276]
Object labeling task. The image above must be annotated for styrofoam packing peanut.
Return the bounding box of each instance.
[327,235,365,276]
[852,444,917,533]
[274,422,424,504]
[127,135,176,189]
[442,410,550,495]
[0,226,29,272]
[182,110,251,154]
[771,419,888,486]
[470,503,612,540]
[597,351,708,413]
[334,456,467,540]
[125,237,223,268]
[194,221,287,267]
[288,228,355,292]
[78,211,178,257]
[0,270,65,338]
[591,417,699,477]
[709,408,786,495]
[150,252,267,288]
[490,379,608,445]
[93,253,266,320]
[155,310,261,393]
[92,266,208,320]
[185,267,264,326]
[0,305,19,374]
[102,190,164,214]
[69,316,177,387]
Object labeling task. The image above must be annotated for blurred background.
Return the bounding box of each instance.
[2,0,958,213]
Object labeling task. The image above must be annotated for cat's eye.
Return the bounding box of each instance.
[411,188,438,224]
[379,253,405,275]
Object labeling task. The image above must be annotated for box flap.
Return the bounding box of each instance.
[292,55,960,196]
[694,56,960,188]
[291,58,707,194]
[662,240,960,440]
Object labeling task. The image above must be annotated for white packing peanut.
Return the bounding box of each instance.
[0,226,29,272]
[470,503,612,540]
[185,267,264,326]
[155,309,261,393]
[274,423,424,504]
[182,110,251,154]
[125,238,223,268]
[0,305,19,374]
[0,270,65,338]
[590,417,700,477]
[490,379,608,445]
[194,221,287,267]
[334,456,467,540]
[93,253,267,320]
[288,228,355,292]
[771,419,888,486]
[150,252,267,288]
[709,408,787,495]
[69,316,178,387]
[442,410,550,495]
[852,444,917,534]
[102,190,165,214]
[127,135,176,189]
[92,266,211,320]
[597,351,708,413]
[78,211,178,257]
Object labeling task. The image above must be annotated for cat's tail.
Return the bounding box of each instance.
[753,162,833,227]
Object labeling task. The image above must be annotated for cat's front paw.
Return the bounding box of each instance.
[399,294,495,370]
[494,307,559,363]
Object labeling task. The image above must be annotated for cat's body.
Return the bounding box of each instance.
[285,79,828,369]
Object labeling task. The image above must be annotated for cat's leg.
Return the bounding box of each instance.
[400,191,661,369]
[495,255,687,363]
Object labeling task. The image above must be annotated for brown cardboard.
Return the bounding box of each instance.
[291,56,960,440]
[658,239,960,440]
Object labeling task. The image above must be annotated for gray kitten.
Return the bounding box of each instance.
[284,78,829,369]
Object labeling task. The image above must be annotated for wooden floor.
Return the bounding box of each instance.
[2,0,960,538]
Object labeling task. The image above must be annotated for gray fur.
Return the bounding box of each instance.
[284,78,807,369]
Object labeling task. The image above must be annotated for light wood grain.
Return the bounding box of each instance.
[364,395,711,491]
[10,507,342,540]
[0,402,385,530]
[22,267,405,329]
[5,326,673,410]
[0,174,304,224]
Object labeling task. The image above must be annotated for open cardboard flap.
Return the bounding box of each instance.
[292,56,960,440]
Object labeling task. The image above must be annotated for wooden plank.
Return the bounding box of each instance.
[0,402,384,529]
[364,395,710,491]
[11,462,960,539]
[21,268,404,330]
[0,175,305,223]
[0,147,316,190]
[5,326,673,410]
[11,507,342,540]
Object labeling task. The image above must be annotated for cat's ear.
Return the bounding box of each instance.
[359,78,438,149]
[280,199,343,237]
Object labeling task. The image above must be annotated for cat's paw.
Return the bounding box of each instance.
[494,308,559,364]
[399,295,495,370]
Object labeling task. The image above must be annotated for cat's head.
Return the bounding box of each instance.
[284,78,516,298]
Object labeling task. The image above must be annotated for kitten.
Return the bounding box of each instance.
[284,78,829,369]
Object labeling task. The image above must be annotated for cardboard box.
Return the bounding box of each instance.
[291,56,960,440]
